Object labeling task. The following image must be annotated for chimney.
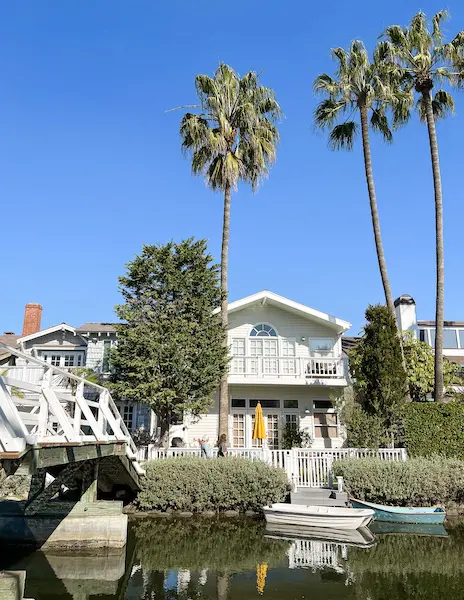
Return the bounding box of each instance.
[22,303,43,337]
[394,295,418,336]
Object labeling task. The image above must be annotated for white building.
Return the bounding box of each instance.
[1,292,352,449]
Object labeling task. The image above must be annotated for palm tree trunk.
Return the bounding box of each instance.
[422,89,444,402]
[359,104,396,320]
[219,184,232,438]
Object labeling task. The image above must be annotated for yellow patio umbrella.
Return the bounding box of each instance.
[252,402,266,446]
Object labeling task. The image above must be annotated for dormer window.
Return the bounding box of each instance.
[250,324,278,337]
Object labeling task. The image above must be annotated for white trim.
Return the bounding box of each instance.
[215,291,351,332]
[17,323,77,344]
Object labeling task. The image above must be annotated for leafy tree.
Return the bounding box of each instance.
[179,63,282,437]
[349,305,408,442]
[111,239,229,443]
[314,41,400,323]
[381,10,464,401]
[402,332,460,399]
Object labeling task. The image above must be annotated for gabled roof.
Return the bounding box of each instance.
[219,290,351,332]
[76,323,117,333]
[17,323,77,343]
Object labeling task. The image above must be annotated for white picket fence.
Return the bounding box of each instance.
[136,446,407,488]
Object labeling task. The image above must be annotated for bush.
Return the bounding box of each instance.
[402,402,464,458]
[136,457,290,512]
[333,456,464,506]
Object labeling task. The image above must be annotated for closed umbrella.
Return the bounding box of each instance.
[252,402,266,447]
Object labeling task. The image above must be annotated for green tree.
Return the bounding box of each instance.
[179,63,282,438]
[349,305,408,443]
[402,333,460,399]
[381,10,464,401]
[111,239,229,444]
[314,41,399,322]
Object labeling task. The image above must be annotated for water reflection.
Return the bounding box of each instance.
[3,517,464,600]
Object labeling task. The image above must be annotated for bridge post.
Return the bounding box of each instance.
[80,461,98,503]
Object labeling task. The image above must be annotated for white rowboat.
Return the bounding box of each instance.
[263,503,374,530]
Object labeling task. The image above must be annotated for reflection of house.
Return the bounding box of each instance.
[2,293,351,448]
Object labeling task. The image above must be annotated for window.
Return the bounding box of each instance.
[314,399,333,409]
[51,355,60,367]
[430,328,436,347]
[443,329,458,349]
[281,339,296,357]
[284,399,298,409]
[232,338,245,356]
[281,360,296,375]
[232,413,245,448]
[121,405,134,430]
[102,340,111,372]
[64,355,75,367]
[77,354,83,366]
[231,358,245,374]
[285,413,298,430]
[231,398,246,408]
[310,338,335,357]
[266,414,280,449]
[249,399,280,409]
[250,324,277,337]
[419,329,429,344]
[314,413,338,438]
[459,331,464,349]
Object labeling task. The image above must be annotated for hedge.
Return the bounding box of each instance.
[136,457,290,512]
[402,403,464,458]
[333,456,464,506]
[132,518,290,571]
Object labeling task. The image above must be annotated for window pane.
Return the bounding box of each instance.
[459,331,464,349]
[51,355,60,366]
[64,355,75,367]
[250,324,277,337]
[443,329,458,349]
[430,328,436,347]
[310,338,334,356]
[419,329,428,343]
[315,426,338,438]
[232,414,245,448]
[231,358,245,374]
[266,414,279,449]
[249,399,280,409]
[283,399,298,409]
[231,399,246,408]
[232,338,245,356]
[314,400,333,409]
[285,414,298,430]
[282,339,296,357]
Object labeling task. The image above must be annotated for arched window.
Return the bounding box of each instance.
[250,324,278,337]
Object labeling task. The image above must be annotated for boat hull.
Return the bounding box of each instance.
[350,499,446,524]
[263,503,374,530]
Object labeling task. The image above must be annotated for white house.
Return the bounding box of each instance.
[171,291,351,449]
[2,293,352,449]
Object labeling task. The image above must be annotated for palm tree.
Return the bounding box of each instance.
[314,41,398,323]
[381,10,464,401]
[180,64,281,437]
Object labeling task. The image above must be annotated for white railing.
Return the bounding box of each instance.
[0,344,143,475]
[135,446,406,487]
[229,356,345,379]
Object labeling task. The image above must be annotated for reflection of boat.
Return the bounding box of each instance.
[265,522,376,548]
[370,521,448,537]
[350,498,446,524]
[263,503,374,530]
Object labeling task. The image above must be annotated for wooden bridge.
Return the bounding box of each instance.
[0,343,144,546]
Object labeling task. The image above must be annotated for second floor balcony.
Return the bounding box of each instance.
[228,355,347,386]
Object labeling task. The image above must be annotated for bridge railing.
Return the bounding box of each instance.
[0,344,139,470]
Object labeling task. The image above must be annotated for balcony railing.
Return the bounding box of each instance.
[229,356,345,379]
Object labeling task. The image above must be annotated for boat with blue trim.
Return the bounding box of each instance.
[350,498,446,524]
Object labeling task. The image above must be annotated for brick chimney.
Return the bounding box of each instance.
[22,303,43,336]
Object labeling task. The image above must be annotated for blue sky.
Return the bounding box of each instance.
[1,1,463,336]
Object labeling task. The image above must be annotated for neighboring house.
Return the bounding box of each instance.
[395,294,464,368]
[2,294,352,449]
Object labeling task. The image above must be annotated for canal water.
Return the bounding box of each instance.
[1,516,463,599]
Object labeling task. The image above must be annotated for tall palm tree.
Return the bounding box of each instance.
[381,10,464,401]
[314,41,398,323]
[180,64,281,437]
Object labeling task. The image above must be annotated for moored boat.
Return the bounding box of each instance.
[350,498,446,524]
[263,503,374,530]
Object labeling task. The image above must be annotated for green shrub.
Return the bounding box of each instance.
[132,517,290,571]
[402,403,464,458]
[333,456,464,506]
[136,457,290,512]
